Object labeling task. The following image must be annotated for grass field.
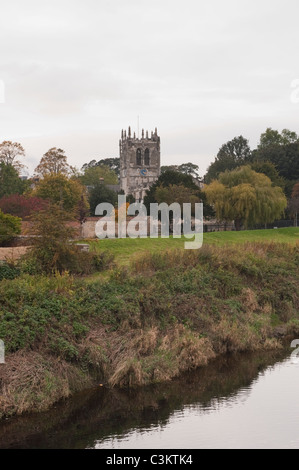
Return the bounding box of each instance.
[87,227,299,266]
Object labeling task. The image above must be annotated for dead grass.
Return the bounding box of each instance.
[1,239,299,419]
[0,351,93,419]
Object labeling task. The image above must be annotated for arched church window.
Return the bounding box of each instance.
[136,149,142,166]
[144,148,150,166]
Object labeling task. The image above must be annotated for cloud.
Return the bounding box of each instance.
[1,0,299,175]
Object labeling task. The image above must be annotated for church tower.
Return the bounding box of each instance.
[119,127,161,201]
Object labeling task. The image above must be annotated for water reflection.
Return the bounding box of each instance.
[0,348,294,449]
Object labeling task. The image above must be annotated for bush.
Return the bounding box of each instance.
[0,210,21,246]
[0,194,48,219]
[24,204,114,275]
[0,263,20,280]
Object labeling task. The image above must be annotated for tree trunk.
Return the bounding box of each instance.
[234,219,242,231]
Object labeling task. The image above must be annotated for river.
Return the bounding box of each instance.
[0,347,298,449]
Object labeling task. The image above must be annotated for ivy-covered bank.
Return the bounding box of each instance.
[0,241,299,419]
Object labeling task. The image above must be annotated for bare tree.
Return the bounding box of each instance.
[0,141,25,173]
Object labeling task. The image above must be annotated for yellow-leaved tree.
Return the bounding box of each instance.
[204,166,287,230]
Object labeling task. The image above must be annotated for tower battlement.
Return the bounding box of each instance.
[119,126,161,201]
[120,127,159,143]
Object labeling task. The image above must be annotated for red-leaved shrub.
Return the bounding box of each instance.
[0,194,49,219]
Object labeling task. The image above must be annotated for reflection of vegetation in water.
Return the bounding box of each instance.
[0,348,290,449]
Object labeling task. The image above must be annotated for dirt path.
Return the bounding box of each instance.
[0,247,29,262]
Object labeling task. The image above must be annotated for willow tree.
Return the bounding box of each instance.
[204,166,287,230]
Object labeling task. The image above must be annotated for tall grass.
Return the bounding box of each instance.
[0,239,299,418]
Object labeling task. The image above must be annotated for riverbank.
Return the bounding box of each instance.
[0,239,299,419]
[0,348,291,449]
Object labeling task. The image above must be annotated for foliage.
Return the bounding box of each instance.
[34,148,73,177]
[144,171,198,207]
[204,166,287,230]
[0,263,20,280]
[161,163,200,178]
[154,184,200,214]
[250,161,285,189]
[80,164,118,186]
[292,182,299,198]
[205,136,251,183]
[24,204,113,274]
[0,194,48,219]
[288,182,299,222]
[0,239,298,419]
[25,204,78,273]
[144,170,214,218]
[0,141,25,173]
[253,142,299,183]
[217,136,251,161]
[82,158,120,178]
[0,210,22,245]
[31,173,89,214]
[88,183,118,215]
[257,128,298,149]
[0,163,29,198]
[114,202,130,222]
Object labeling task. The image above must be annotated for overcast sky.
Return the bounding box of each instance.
[0,0,299,176]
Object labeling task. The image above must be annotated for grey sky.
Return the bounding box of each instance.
[0,0,298,176]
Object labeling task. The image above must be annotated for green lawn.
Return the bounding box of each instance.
[86,227,299,266]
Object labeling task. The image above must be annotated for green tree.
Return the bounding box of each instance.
[258,128,298,149]
[97,158,120,177]
[250,161,285,189]
[88,183,118,215]
[35,148,73,177]
[205,136,251,183]
[80,164,118,186]
[31,173,89,215]
[204,166,287,230]
[177,163,200,178]
[144,171,199,207]
[217,136,251,161]
[144,170,214,218]
[0,210,21,245]
[0,141,25,173]
[160,163,200,178]
[161,165,180,174]
[0,163,28,198]
[82,158,120,178]
[281,129,299,145]
[253,143,299,182]
[155,184,200,216]
[155,184,200,205]
[26,204,78,273]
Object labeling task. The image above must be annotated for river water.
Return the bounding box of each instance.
[0,347,298,449]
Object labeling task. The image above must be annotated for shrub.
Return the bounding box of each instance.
[0,194,48,219]
[25,204,79,274]
[0,210,21,246]
[24,204,114,275]
[0,263,20,280]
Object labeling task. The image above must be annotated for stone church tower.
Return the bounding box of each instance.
[120,127,161,201]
